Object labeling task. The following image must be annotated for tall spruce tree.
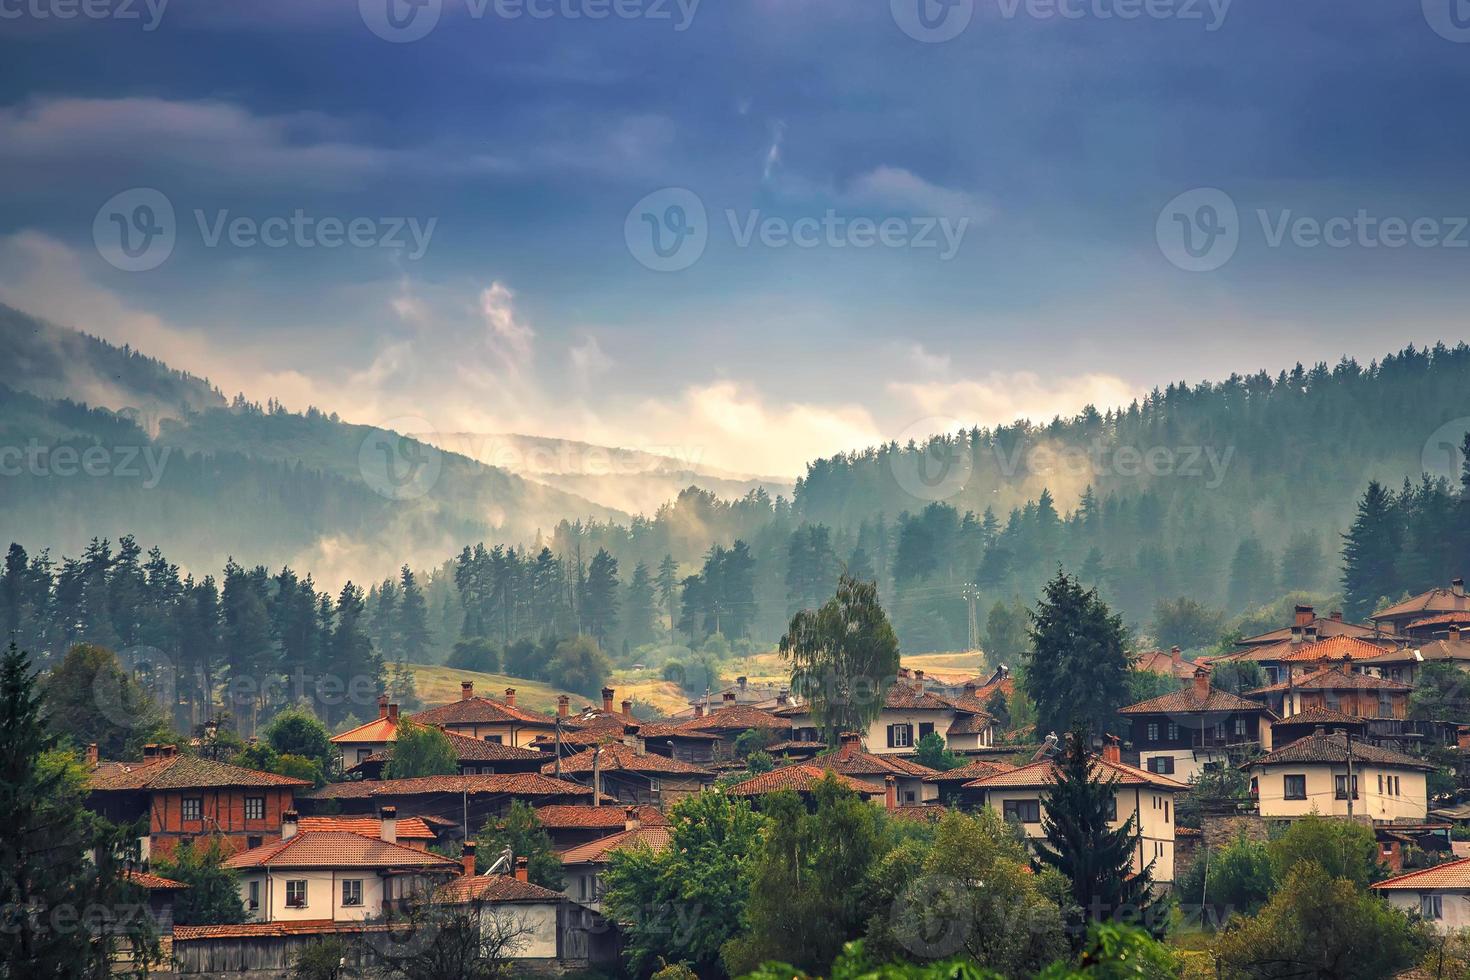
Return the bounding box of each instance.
[1023,570,1131,738]
[395,565,431,663]
[1342,480,1402,620]
[1034,727,1157,940]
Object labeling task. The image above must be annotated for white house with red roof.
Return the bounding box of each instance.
[410,682,559,747]
[330,697,403,766]
[963,741,1187,883]
[1372,856,1470,932]
[225,807,460,923]
[780,674,994,756]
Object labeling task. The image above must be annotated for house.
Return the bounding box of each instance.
[1362,634,1470,686]
[1117,668,1275,781]
[87,744,310,859]
[922,758,1017,806]
[410,682,559,747]
[121,869,187,935]
[1233,605,1381,650]
[294,814,440,850]
[298,773,600,833]
[1245,663,1412,721]
[1399,613,1470,642]
[438,845,573,962]
[724,763,885,802]
[815,732,940,805]
[532,804,668,849]
[961,740,1186,884]
[540,742,715,805]
[1133,647,1200,685]
[226,808,461,922]
[782,677,994,756]
[349,728,549,779]
[636,723,725,764]
[558,809,673,911]
[1242,728,1432,821]
[672,702,791,760]
[1268,707,1367,748]
[1372,578,1470,636]
[1372,856,1470,932]
[330,697,401,767]
[1221,634,1398,686]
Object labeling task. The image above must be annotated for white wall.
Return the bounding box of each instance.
[239,870,444,922]
[1383,889,1470,934]
[485,902,560,959]
[984,784,1178,883]
[1252,763,1427,820]
[1137,749,1226,785]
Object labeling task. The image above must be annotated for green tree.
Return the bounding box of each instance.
[41,642,169,759]
[154,837,248,926]
[602,790,765,976]
[723,777,891,975]
[580,548,620,647]
[1341,481,1401,621]
[1214,863,1428,979]
[290,936,348,980]
[781,574,902,744]
[1409,660,1470,721]
[475,801,564,890]
[1203,833,1276,920]
[395,565,432,663]
[0,644,162,974]
[446,637,499,674]
[264,705,333,772]
[1034,729,1157,939]
[384,720,458,779]
[1024,571,1132,737]
[1266,812,1384,889]
[624,561,659,650]
[913,731,963,772]
[549,635,612,697]
[984,598,1030,661]
[1150,597,1224,651]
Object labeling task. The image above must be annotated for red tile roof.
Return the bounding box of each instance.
[922,759,1018,783]
[1372,856,1470,890]
[225,831,461,871]
[1133,649,1197,679]
[174,920,393,940]
[724,764,884,797]
[1244,731,1434,772]
[1374,586,1470,622]
[296,816,437,840]
[964,755,1187,791]
[411,696,558,729]
[558,826,673,865]
[1269,707,1368,729]
[1236,616,1379,647]
[675,704,789,733]
[816,740,937,779]
[1247,664,1412,695]
[89,755,310,792]
[123,870,188,890]
[638,723,722,741]
[533,804,668,830]
[1276,635,1398,664]
[329,716,399,745]
[438,873,566,905]
[1365,639,1470,666]
[302,773,596,801]
[540,742,714,778]
[1118,685,1271,716]
[1406,612,1470,630]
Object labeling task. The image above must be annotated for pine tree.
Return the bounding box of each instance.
[395,565,431,663]
[1023,570,1131,738]
[624,562,657,649]
[1342,481,1401,620]
[1034,728,1157,939]
[655,555,679,632]
[580,549,620,647]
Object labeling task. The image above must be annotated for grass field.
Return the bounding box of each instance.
[400,647,988,719]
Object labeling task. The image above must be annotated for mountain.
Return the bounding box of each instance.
[0,308,626,581]
[423,431,794,516]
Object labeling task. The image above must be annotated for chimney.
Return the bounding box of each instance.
[514,856,529,882]
[387,703,399,724]
[692,702,705,719]
[379,806,397,844]
[1305,624,1319,643]
[622,700,633,716]
[1192,665,1210,702]
[85,743,98,767]
[1101,735,1121,763]
[461,840,477,878]
[722,691,736,704]
[738,676,748,691]
[777,689,789,707]
[601,688,614,714]
[461,680,474,701]
[159,744,177,758]
[1290,625,1303,645]
[378,695,389,719]
[624,806,640,832]
[915,669,925,692]
[505,688,516,707]
[885,775,897,811]
[1330,611,1343,622]
[1295,604,1314,628]
[1453,577,1466,599]
[281,809,299,839]
[142,744,159,760]
[839,732,862,755]
[557,695,569,718]
[963,681,977,697]
[1171,646,1182,665]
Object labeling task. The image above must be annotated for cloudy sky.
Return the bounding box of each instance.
[2,0,1469,476]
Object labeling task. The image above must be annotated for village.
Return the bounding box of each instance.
[67,576,1470,977]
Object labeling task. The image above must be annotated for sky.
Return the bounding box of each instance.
[2,0,1469,478]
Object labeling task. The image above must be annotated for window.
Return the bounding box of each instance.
[1421,894,1443,920]
[1395,776,1402,796]
[1379,774,1385,794]
[286,880,308,908]
[1167,722,1179,741]
[356,748,372,763]
[1003,799,1042,823]
[484,735,504,744]
[247,836,263,849]
[244,796,265,820]
[247,881,260,911]
[1147,756,1175,775]
[1165,800,1170,822]
[1105,796,1118,822]
[1234,717,1247,737]
[181,797,203,821]
[1146,723,1160,742]
[887,724,913,748]
[342,879,363,907]
[918,722,935,741]
[1284,775,1307,800]
[1334,775,1358,800]
[904,790,917,804]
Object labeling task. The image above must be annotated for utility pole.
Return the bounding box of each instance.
[1345,729,1355,820]
[962,582,979,651]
